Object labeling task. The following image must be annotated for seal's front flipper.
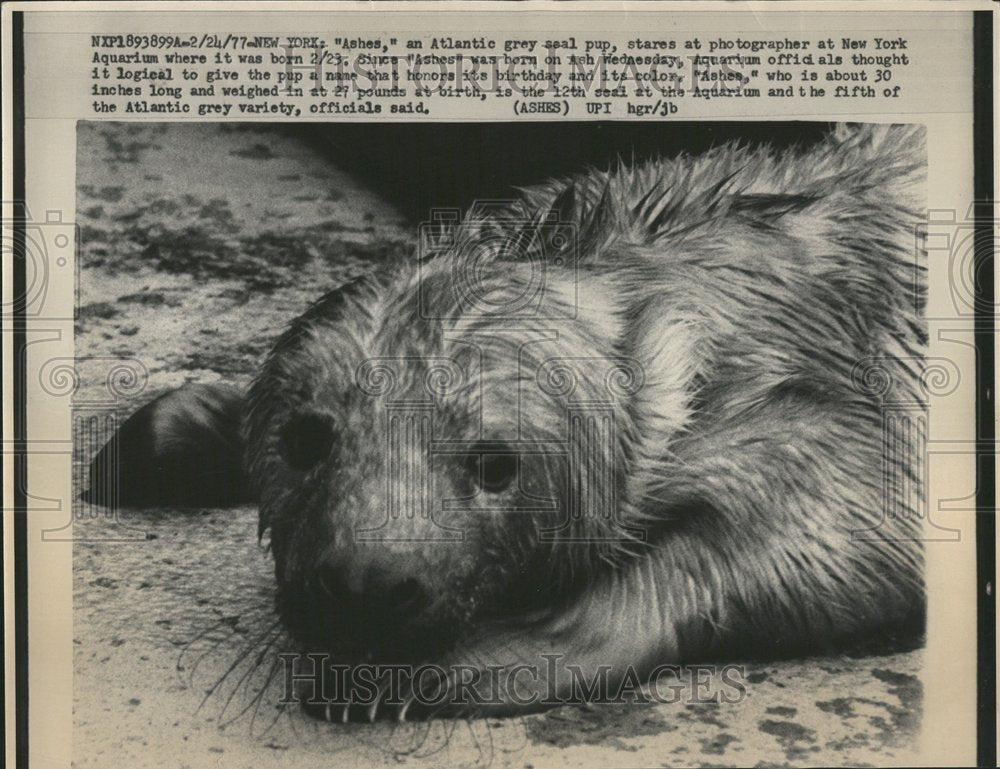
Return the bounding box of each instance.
[83,383,254,508]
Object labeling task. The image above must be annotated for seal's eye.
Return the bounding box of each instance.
[464,441,517,494]
[279,412,335,471]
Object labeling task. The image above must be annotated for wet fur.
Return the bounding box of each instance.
[88,124,927,715]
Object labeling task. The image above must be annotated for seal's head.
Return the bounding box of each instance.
[244,206,647,664]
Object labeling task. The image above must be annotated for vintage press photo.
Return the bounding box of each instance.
[2,4,991,768]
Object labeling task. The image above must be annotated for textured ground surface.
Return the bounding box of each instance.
[73,123,924,768]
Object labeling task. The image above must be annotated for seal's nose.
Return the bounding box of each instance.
[318,562,432,623]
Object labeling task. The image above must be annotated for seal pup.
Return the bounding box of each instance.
[86,124,927,718]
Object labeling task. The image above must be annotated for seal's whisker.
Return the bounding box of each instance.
[244,654,287,736]
[186,612,275,687]
[506,714,532,754]
[198,618,282,716]
[176,614,244,687]
[407,719,456,761]
[422,666,466,724]
[484,714,498,766]
[214,624,285,725]
[461,714,494,768]
[405,719,436,757]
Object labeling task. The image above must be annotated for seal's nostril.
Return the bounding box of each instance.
[357,565,432,617]
[279,412,335,471]
[384,577,430,613]
[316,564,361,602]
